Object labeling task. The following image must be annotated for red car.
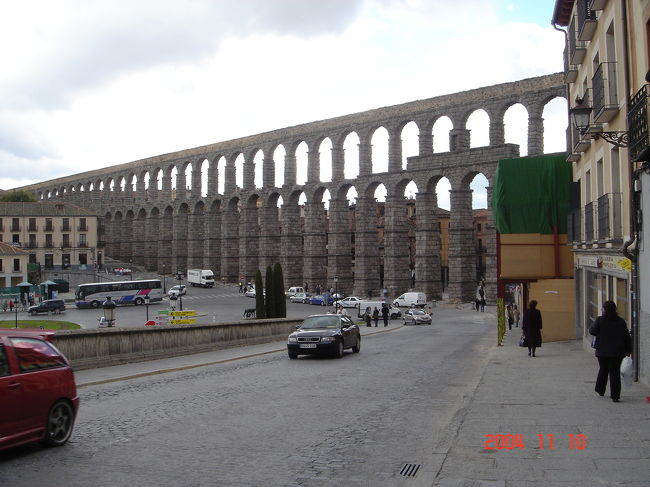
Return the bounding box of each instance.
[0,329,79,451]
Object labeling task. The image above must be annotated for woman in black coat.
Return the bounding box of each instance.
[589,301,632,402]
[521,300,542,357]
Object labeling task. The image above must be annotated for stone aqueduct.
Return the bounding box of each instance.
[20,73,566,303]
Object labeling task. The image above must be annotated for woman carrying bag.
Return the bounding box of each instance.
[589,301,632,403]
[521,300,542,357]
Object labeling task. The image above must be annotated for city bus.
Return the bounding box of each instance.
[75,279,163,308]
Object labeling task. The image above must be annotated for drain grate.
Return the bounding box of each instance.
[399,463,421,477]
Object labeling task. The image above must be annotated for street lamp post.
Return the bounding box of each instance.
[102,296,116,327]
[144,294,150,321]
[176,270,183,311]
[334,275,339,310]
[162,264,166,293]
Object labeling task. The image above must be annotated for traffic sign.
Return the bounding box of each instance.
[169,310,197,317]
[169,319,197,325]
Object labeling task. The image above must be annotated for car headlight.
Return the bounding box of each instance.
[288,336,297,343]
[320,336,335,343]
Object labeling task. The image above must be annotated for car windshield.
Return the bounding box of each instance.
[411,310,426,315]
[300,316,340,329]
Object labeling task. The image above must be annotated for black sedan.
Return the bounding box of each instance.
[287,314,361,359]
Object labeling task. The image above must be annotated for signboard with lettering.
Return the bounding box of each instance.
[169,319,197,325]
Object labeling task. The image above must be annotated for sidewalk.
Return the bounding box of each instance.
[433,326,650,487]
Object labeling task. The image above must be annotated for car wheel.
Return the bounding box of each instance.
[352,335,361,353]
[91,300,100,309]
[42,400,75,447]
[391,313,398,320]
[334,340,344,358]
[59,307,65,312]
[29,310,34,316]
[322,301,326,306]
[134,297,144,305]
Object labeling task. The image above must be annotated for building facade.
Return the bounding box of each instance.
[553,0,650,385]
[0,202,101,274]
[0,241,29,288]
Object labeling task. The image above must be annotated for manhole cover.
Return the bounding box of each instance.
[399,463,421,477]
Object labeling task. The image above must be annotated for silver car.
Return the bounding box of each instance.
[403,308,432,325]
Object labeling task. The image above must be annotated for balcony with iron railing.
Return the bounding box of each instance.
[44,224,54,232]
[25,242,39,249]
[78,242,88,248]
[563,46,578,84]
[597,192,623,242]
[78,224,88,231]
[584,201,595,243]
[568,208,582,243]
[27,224,38,232]
[592,62,619,123]
[568,15,586,65]
[10,224,20,232]
[577,0,597,41]
[628,84,650,162]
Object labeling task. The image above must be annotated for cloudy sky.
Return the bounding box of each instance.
[1,0,567,200]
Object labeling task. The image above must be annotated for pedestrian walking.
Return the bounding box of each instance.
[381,303,389,327]
[521,300,542,357]
[480,297,486,312]
[513,304,521,327]
[372,307,380,327]
[8,299,13,312]
[364,307,372,327]
[506,304,514,330]
[475,299,480,312]
[589,301,632,402]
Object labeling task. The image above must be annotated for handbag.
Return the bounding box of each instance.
[518,334,528,347]
[621,357,634,386]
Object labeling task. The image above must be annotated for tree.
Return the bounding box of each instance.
[274,262,286,318]
[265,266,274,318]
[255,270,265,319]
[0,190,37,202]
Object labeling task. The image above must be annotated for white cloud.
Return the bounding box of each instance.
[0,0,566,190]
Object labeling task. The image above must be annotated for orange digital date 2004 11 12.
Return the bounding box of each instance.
[484,433,587,450]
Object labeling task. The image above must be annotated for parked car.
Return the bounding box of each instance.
[287,314,361,359]
[339,296,362,308]
[0,329,79,451]
[27,299,66,316]
[289,292,310,303]
[403,308,432,325]
[308,293,334,306]
[245,287,256,298]
[168,285,187,297]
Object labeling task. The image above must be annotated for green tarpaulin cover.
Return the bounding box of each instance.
[492,155,572,234]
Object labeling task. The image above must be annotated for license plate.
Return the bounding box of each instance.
[299,344,317,349]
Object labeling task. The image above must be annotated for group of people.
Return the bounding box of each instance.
[514,298,632,402]
[363,304,390,327]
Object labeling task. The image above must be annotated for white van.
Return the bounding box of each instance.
[286,286,305,297]
[393,292,427,308]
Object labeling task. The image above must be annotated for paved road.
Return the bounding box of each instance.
[0,307,492,487]
[5,284,347,328]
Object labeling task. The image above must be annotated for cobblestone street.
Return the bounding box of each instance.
[0,308,492,487]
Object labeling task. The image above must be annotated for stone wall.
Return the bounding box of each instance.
[53,319,302,370]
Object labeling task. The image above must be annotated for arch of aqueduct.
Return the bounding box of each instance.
[19,72,566,303]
